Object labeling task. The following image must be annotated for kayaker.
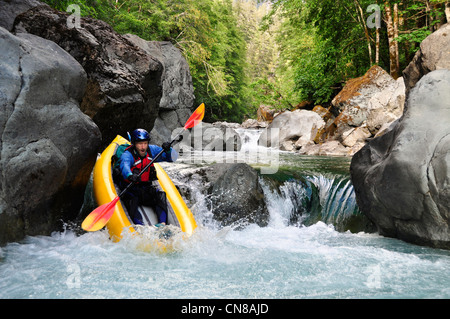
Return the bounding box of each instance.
[118,128,178,227]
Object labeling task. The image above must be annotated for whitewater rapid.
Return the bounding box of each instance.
[1,128,449,299]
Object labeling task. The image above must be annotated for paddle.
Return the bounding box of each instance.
[82,103,205,232]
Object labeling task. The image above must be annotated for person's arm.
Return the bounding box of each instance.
[149,144,179,162]
[119,151,134,179]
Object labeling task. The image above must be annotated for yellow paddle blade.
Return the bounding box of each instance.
[81,197,119,232]
[184,103,205,129]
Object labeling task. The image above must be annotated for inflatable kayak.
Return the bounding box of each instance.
[92,135,197,244]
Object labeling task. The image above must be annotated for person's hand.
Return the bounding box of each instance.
[162,142,171,153]
[128,173,140,183]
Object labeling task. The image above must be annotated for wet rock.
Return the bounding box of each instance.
[208,163,269,227]
[160,162,269,228]
[0,27,101,245]
[350,70,450,249]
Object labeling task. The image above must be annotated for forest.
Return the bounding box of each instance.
[42,0,450,123]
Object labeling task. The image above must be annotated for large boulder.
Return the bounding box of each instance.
[13,4,163,145]
[160,162,269,228]
[124,35,195,146]
[403,23,450,98]
[326,65,405,141]
[0,27,101,245]
[258,110,325,151]
[208,163,268,227]
[177,122,242,152]
[350,70,450,249]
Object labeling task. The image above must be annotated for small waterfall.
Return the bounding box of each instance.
[302,174,374,232]
[232,127,375,233]
[258,173,374,233]
[235,128,264,152]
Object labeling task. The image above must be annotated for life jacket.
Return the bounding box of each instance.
[125,145,157,183]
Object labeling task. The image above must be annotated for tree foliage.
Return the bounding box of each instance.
[270,0,449,105]
[42,0,450,121]
[42,0,248,122]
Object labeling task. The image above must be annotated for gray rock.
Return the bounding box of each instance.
[403,23,450,99]
[0,0,41,31]
[124,36,195,146]
[350,70,450,249]
[0,27,101,245]
[177,122,242,152]
[159,162,269,228]
[13,5,163,145]
[208,163,268,227]
[258,110,325,151]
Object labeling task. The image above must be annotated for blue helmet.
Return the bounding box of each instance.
[131,129,150,144]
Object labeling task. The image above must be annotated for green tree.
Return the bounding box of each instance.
[270,0,448,105]
[43,0,248,122]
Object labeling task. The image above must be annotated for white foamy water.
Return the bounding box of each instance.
[1,128,449,299]
[1,217,449,299]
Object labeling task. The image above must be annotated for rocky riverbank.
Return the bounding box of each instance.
[251,65,405,157]
[0,0,194,245]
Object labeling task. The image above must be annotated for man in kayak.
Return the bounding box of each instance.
[119,128,178,227]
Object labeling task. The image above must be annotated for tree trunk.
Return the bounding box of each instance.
[445,1,450,23]
[385,1,399,79]
[393,3,400,74]
[356,0,373,65]
[375,27,380,64]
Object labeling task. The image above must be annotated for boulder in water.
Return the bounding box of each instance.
[0,27,101,245]
[350,70,450,249]
[208,163,269,227]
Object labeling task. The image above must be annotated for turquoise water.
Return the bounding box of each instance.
[1,129,449,299]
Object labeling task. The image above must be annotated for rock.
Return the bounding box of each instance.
[258,110,325,151]
[159,162,269,228]
[341,126,371,148]
[257,104,276,123]
[124,36,195,146]
[0,0,41,31]
[241,119,267,129]
[0,27,101,245]
[213,121,242,129]
[366,77,405,135]
[299,141,349,156]
[403,23,450,98]
[329,65,405,140]
[178,122,242,152]
[350,70,450,249]
[13,5,163,145]
[208,163,269,227]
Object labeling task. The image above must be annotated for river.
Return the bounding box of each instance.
[0,128,449,299]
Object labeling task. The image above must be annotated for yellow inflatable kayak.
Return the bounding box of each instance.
[92,135,197,243]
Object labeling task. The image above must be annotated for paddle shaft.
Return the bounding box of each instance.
[117,131,184,198]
